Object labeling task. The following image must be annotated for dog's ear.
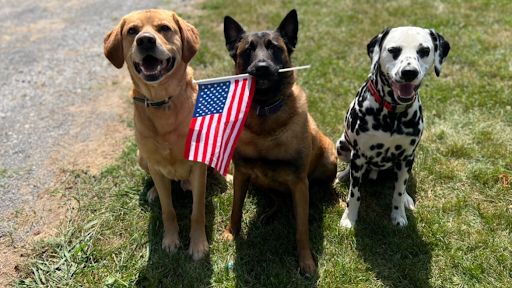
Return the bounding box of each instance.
[429,29,450,77]
[104,18,126,69]
[224,16,245,61]
[276,9,299,55]
[367,28,391,71]
[173,13,200,64]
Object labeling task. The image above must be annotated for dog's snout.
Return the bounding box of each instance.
[401,67,419,82]
[254,62,271,75]
[136,33,157,49]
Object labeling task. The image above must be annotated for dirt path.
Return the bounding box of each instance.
[0,0,195,285]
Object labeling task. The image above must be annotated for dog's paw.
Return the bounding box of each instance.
[334,168,350,184]
[391,209,408,227]
[221,229,235,241]
[299,257,317,276]
[404,192,415,210]
[339,210,356,229]
[180,179,192,192]
[368,169,378,180]
[189,238,209,261]
[162,232,181,253]
[147,186,159,203]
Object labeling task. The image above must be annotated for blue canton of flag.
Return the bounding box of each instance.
[193,81,231,117]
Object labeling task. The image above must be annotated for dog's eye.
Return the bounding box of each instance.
[127,27,138,35]
[418,47,431,58]
[160,25,172,33]
[387,47,402,59]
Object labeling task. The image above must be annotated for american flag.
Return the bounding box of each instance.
[184,76,255,176]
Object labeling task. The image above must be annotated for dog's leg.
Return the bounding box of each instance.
[222,168,250,240]
[188,163,209,261]
[391,155,415,226]
[138,150,160,202]
[290,178,316,275]
[340,151,366,228]
[149,167,180,253]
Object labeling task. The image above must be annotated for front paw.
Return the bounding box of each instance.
[334,168,350,184]
[404,192,415,210]
[339,210,356,228]
[162,231,181,253]
[147,186,159,203]
[189,238,209,261]
[391,209,408,227]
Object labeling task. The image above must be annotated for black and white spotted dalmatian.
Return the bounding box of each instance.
[336,26,450,228]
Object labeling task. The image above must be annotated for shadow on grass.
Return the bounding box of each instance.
[135,171,228,287]
[230,183,337,287]
[353,169,432,288]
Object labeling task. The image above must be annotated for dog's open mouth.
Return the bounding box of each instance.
[133,55,176,82]
[391,81,419,103]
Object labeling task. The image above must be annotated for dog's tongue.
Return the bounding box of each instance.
[141,55,161,74]
[397,83,415,98]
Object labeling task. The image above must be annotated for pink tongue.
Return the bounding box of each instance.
[398,84,415,97]
[141,56,160,73]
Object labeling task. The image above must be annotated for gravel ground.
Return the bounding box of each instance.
[0,0,196,283]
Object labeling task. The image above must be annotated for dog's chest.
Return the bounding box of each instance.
[346,90,424,169]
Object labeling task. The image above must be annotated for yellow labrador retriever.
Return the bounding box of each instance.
[104,9,209,261]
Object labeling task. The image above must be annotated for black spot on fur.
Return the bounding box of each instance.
[395,145,402,151]
[376,151,382,158]
[370,145,376,151]
[376,143,384,150]
[410,138,417,146]
[357,196,361,201]
[365,107,376,116]
[351,161,361,174]
[352,176,360,188]
[351,192,355,198]
[394,206,399,210]
[398,192,402,197]
[347,201,349,208]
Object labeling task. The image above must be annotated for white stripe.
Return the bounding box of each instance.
[204,113,219,166]
[197,116,209,163]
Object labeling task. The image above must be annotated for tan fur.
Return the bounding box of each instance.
[104,10,208,261]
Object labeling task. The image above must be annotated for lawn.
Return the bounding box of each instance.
[15,0,512,287]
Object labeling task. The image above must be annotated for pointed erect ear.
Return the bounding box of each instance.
[367,28,391,72]
[276,9,299,55]
[224,16,245,61]
[173,13,200,64]
[104,18,126,69]
[429,29,450,77]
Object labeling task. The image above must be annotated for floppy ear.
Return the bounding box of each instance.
[173,13,200,64]
[104,19,126,69]
[276,9,299,55]
[429,29,450,77]
[367,28,391,72]
[224,16,246,61]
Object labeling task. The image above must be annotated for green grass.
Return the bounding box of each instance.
[14,0,512,287]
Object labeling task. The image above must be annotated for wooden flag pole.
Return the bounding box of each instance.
[192,65,311,85]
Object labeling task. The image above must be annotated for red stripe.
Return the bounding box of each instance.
[184,118,197,159]
[208,114,221,165]
[193,117,205,162]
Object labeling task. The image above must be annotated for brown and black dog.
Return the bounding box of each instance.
[221,10,338,275]
[104,10,209,261]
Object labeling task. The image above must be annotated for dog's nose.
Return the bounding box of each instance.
[401,67,419,82]
[136,33,157,50]
[254,62,271,75]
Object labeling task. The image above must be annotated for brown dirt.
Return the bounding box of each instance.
[0,69,133,287]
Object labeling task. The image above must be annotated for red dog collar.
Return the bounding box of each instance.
[368,80,416,113]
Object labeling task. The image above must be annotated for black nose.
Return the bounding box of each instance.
[254,62,271,75]
[401,67,419,82]
[136,33,157,50]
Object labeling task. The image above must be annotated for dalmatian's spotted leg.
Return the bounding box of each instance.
[340,150,366,228]
[391,155,415,226]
